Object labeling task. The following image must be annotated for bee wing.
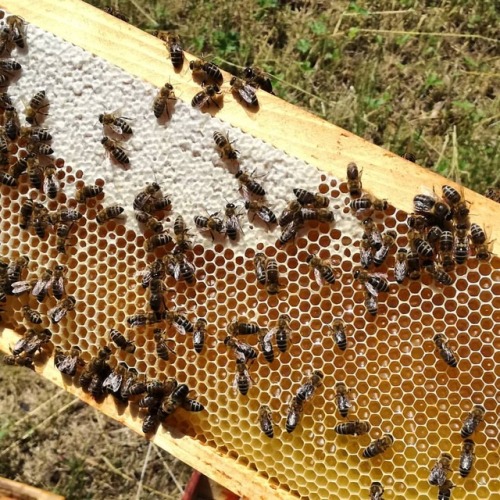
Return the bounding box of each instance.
[12,337,27,355]
[49,306,66,324]
[103,372,123,393]
[364,282,379,297]
[239,85,256,104]
[55,354,77,375]
[173,263,183,281]
[264,330,276,343]
[235,350,246,363]
[314,268,325,287]
[51,276,64,294]
[43,174,60,193]
[11,280,32,295]
[32,278,51,297]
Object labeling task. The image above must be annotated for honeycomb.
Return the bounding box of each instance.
[1,13,499,500]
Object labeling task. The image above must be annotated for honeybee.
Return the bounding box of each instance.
[441,185,461,206]
[426,264,453,286]
[454,229,469,265]
[373,231,397,267]
[306,254,336,286]
[439,230,454,259]
[102,363,132,397]
[213,131,239,160]
[235,169,265,197]
[42,164,59,199]
[470,223,492,261]
[10,156,29,180]
[484,187,500,203]
[12,328,52,357]
[426,225,443,247]
[453,199,470,227]
[173,214,193,253]
[4,107,20,140]
[25,90,49,125]
[299,207,335,223]
[230,76,258,107]
[437,479,455,500]
[392,248,408,284]
[56,222,74,254]
[257,404,275,438]
[334,420,371,436]
[54,346,84,376]
[330,319,347,351]
[27,155,43,189]
[75,184,103,203]
[109,328,135,353]
[127,311,166,327]
[346,162,362,198]
[0,170,16,187]
[98,112,133,135]
[143,195,171,214]
[278,200,301,227]
[194,212,225,240]
[96,205,125,224]
[191,84,222,109]
[224,336,257,361]
[153,83,176,118]
[354,269,389,296]
[133,183,161,211]
[159,384,204,418]
[5,15,28,49]
[49,207,83,224]
[350,197,388,213]
[285,396,304,433]
[254,252,267,285]
[244,200,277,226]
[135,210,164,233]
[234,358,253,396]
[413,193,435,213]
[165,310,193,334]
[293,188,329,208]
[228,320,260,336]
[433,334,458,368]
[0,259,9,301]
[101,136,129,165]
[48,296,76,324]
[149,277,167,312]
[410,230,435,259]
[166,252,195,284]
[22,305,42,324]
[153,329,175,361]
[160,32,184,69]
[3,353,34,368]
[459,439,475,478]
[103,6,129,22]
[370,482,384,500]
[460,404,485,438]
[7,255,29,288]
[224,202,243,240]
[265,258,280,295]
[297,370,323,402]
[334,381,351,417]
[429,452,453,486]
[11,278,36,296]
[362,434,394,458]
[145,232,173,252]
[187,317,207,354]
[258,329,275,363]
[279,218,303,246]
[33,207,51,238]
[79,347,112,398]
[243,66,273,94]
[362,217,382,250]
[272,314,291,353]
[407,251,421,280]
[189,59,223,86]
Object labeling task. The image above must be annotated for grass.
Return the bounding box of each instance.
[85,0,499,194]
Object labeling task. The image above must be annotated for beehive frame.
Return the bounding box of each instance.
[0,1,499,499]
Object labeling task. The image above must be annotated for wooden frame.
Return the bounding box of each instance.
[0,0,498,498]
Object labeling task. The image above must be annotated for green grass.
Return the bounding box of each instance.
[86,0,499,194]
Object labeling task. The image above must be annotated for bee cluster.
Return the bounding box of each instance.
[0,10,498,500]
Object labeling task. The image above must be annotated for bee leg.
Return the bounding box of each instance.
[210,97,220,109]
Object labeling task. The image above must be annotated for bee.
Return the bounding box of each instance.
[10,156,29,180]
[228,320,260,336]
[167,252,195,283]
[258,404,275,438]
[22,305,42,325]
[13,328,51,357]
[409,230,434,258]
[458,439,475,478]
[234,358,253,395]
[243,66,273,94]
[143,195,171,214]
[139,259,167,289]
[96,205,124,224]
[229,76,258,107]
[101,136,129,165]
[306,254,336,286]
[334,420,371,436]
[33,208,50,239]
[103,6,129,22]
[244,200,277,226]
[406,250,421,280]
[470,223,492,261]
[102,364,132,397]
[441,185,461,206]
[43,164,59,199]
[235,169,265,197]
[439,230,454,270]
[80,347,112,398]
[346,162,362,198]
[373,230,397,267]
[0,92,12,109]
[354,269,389,297]
[0,61,21,87]
[427,225,443,247]
[392,248,408,283]
[160,384,204,418]
[454,231,469,265]
[133,183,161,211]
[122,371,147,397]
[272,314,291,353]
[7,256,29,288]
[48,296,76,324]
[173,214,193,253]
[300,207,335,223]
[55,222,74,254]
[135,210,164,233]
[297,370,323,402]
[0,129,8,153]
[191,84,222,109]
[109,328,135,353]
[0,259,9,301]
[49,207,83,224]
[54,346,84,376]
[98,112,133,135]
[165,310,193,334]
[293,188,329,208]
[278,200,301,227]
[150,83,177,119]
[194,213,225,240]
[26,141,54,157]
[161,32,184,70]
[25,90,49,125]
[5,107,20,140]
[433,334,458,368]
[453,199,470,227]
[127,311,166,327]
[25,155,43,190]
[189,59,223,86]
[362,217,382,250]
[19,126,52,142]
[429,452,453,486]
[3,353,34,368]
[334,381,351,417]
[362,434,394,458]
[5,15,27,48]
[224,336,257,361]
[413,194,435,213]
[330,319,347,351]
[0,170,16,187]
[264,257,280,294]
[350,197,388,213]
[153,329,175,361]
[370,482,384,500]
[213,131,239,160]
[279,218,303,246]
[461,404,485,439]
[185,317,207,354]
[224,202,243,240]
[484,187,500,203]
[149,278,166,312]
[254,252,267,285]
[75,184,103,203]
[426,264,453,286]
[144,232,172,252]
[285,396,304,433]
[437,479,455,500]
[258,329,275,363]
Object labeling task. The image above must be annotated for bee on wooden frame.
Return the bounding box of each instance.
[157,32,184,70]
[54,346,84,376]
[243,66,274,94]
[189,58,223,86]
[346,162,362,198]
[191,84,222,109]
[229,76,258,107]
